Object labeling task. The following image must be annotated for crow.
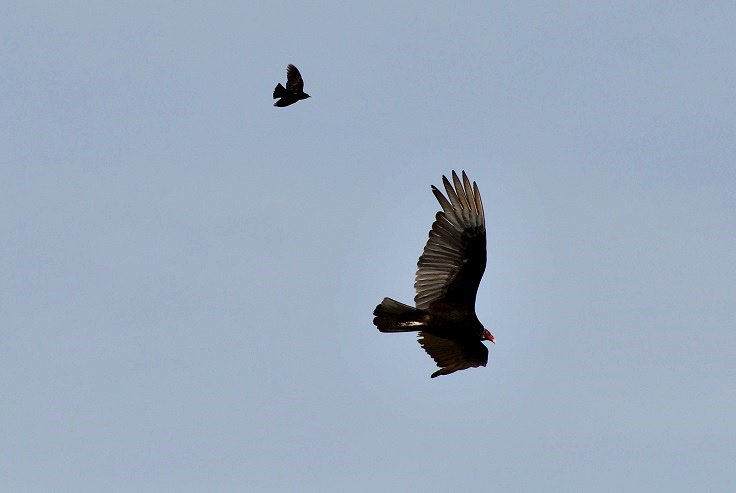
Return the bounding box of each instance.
[273,64,310,107]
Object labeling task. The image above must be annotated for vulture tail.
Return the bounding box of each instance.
[373,298,425,333]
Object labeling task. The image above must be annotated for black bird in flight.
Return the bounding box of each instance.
[273,64,310,107]
[373,171,495,378]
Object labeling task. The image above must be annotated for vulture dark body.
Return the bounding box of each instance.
[373,171,495,378]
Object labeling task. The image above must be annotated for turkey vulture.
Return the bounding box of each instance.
[273,64,310,107]
[373,171,495,378]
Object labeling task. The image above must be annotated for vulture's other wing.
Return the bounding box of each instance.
[418,332,488,378]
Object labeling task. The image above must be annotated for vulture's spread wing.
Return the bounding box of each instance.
[414,171,486,310]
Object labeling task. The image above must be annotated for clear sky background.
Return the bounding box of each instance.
[2,2,735,491]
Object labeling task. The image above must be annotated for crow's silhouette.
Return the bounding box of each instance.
[273,64,310,107]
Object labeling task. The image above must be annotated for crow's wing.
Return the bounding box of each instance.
[418,332,488,378]
[414,171,486,310]
[286,64,304,92]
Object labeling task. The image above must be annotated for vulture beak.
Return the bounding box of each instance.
[483,329,496,344]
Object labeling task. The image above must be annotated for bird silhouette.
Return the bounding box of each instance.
[373,171,495,378]
[273,64,310,107]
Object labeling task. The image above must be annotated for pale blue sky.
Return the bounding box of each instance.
[2,1,735,491]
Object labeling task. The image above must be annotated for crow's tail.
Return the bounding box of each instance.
[273,83,287,99]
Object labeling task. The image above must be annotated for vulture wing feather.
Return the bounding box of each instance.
[414,171,487,310]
